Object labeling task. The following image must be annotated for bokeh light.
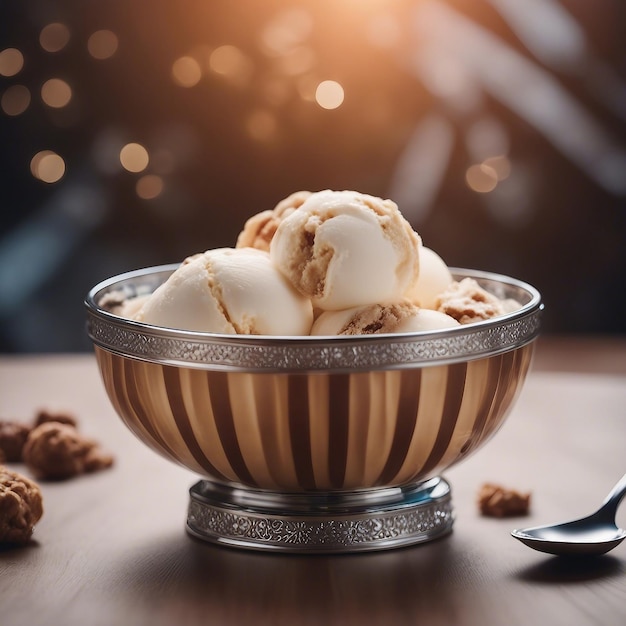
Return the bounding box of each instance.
[366,14,401,49]
[315,80,345,110]
[0,48,24,77]
[39,23,71,53]
[172,56,203,87]
[277,46,315,76]
[0,1,624,354]
[208,45,252,85]
[296,75,318,102]
[260,8,312,56]
[465,163,499,193]
[120,143,149,172]
[136,174,164,199]
[87,30,119,60]
[30,150,66,183]
[483,155,512,181]
[41,78,72,108]
[1,85,31,116]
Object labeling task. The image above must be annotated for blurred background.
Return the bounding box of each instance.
[0,0,624,352]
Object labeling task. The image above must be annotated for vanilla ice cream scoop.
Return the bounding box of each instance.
[135,247,313,335]
[311,301,460,335]
[405,246,454,309]
[270,190,421,311]
[236,191,312,252]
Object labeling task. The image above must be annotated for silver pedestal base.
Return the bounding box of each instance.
[186,477,454,553]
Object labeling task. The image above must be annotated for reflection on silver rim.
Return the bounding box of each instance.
[85,265,542,372]
[186,477,454,553]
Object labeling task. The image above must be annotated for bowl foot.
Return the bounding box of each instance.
[186,477,454,553]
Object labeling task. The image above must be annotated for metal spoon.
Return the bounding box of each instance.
[511,473,626,556]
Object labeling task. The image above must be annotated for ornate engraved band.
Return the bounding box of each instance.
[85,265,542,373]
[186,479,454,552]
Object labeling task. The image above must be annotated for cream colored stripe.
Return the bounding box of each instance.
[343,372,370,487]
[256,374,300,489]
[132,361,206,474]
[361,370,401,486]
[308,373,331,489]
[95,350,125,420]
[177,368,238,482]
[100,351,162,454]
[228,373,277,488]
[394,364,448,483]
[436,358,490,470]
[482,345,534,442]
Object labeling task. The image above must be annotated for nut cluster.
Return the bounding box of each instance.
[478,483,531,518]
[0,466,43,544]
[0,409,112,480]
[1,408,114,545]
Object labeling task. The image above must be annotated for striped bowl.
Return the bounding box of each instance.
[85,265,542,492]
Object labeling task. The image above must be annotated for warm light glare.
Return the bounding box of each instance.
[261,9,313,56]
[366,14,401,49]
[208,45,252,83]
[39,23,71,53]
[466,163,498,193]
[263,79,290,106]
[120,143,149,172]
[483,155,512,181]
[136,175,164,199]
[152,148,176,174]
[297,76,318,102]
[172,56,203,87]
[41,78,72,108]
[0,48,24,77]
[30,150,66,183]
[277,46,315,76]
[315,80,345,110]
[246,110,277,141]
[87,30,119,60]
[1,85,31,116]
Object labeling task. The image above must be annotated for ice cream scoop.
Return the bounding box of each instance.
[406,246,454,309]
[270,190,421,311]
[311,301,460,335]
[436,277,511,324]
[136,247,313,335]
[236,191,312,252]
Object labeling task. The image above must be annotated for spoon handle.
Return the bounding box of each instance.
[598,473,626,520]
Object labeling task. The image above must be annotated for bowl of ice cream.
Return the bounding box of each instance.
[85,190,542,553]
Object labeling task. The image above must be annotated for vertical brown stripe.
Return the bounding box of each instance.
[376,369,422,485]
[100,352,137,436]
[288,374,316,490]
[119,360,178,459]
[458,355,505,459]
[328,373,351,489]
[500,346,533,411]
[95,350,124,418]
[253,375,288,486]
[420,362,468,476]
[479,349,519,442]
[206,371,256,486]
[161,365,227,480]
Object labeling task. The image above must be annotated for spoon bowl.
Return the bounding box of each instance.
[512,473,626,556]
[512,517,626,556]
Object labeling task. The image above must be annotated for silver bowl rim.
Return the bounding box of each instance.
[85,264,543,372]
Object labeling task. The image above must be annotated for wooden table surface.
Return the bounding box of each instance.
[1,336,625,626]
